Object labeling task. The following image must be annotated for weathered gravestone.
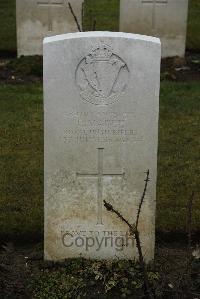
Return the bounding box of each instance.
[120,0,188,58]
[16,0,83,56]
[44,32,161,261]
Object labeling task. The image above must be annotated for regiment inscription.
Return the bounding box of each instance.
[63,110,143,143]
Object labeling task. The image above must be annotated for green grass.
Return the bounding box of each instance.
[0,81,199,238]
[187,0,200,51]
[157,81,200,232]
[0,0,16,53]
[0,84,43,239]
[83,0,119,31]
[0,0,200,53]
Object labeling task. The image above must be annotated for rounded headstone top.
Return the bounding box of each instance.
[43,31,161,45]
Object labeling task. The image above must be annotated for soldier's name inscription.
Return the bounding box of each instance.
[63,110,143,143]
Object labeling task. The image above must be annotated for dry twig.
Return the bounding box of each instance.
[136,169,150,230]
[104,170,153,299]
[93,20,96,31]
[68,2,82,32]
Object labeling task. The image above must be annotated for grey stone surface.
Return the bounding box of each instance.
[16,0,83,56]
[44,32,161,261]
[120,0,188,58]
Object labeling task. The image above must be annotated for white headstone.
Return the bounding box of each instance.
[120,0,188,58]
[44,32,161,261]
[16,0,83,56]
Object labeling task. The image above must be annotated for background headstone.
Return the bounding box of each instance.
[44,32,161,261]
[16,0,83,56]
[120,0,189,58]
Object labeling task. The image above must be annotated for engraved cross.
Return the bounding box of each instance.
[142,0,168,31]
[37,0,64,32]
[77,148,125,225]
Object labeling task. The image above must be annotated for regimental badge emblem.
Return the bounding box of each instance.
[75,43,130,105]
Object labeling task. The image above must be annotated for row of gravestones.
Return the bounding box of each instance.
[17,0,188,58]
